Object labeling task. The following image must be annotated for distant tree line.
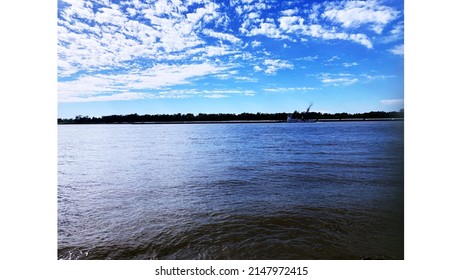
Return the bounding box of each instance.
[58,109,404,124]
[291,109,404,120]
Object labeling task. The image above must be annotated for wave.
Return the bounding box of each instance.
[58,205,403,260]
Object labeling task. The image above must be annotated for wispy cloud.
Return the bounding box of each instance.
[313,72,396,87]
[234,0,390,48]
[235,76,258,82]
[157,89,199,99]
[254,59,294,75]
[381,99,404,106]
[264,87,317,92]
[58,63,230,102]
[244,20,291,40]
[59,91,154,103]
[315,72,359,86]
[321,77,359,86]
[158,88,257,99]
[296,55,319,61]
[58,0,227,78]
[322,0,400,34]
[203,89,256,95]
[202,28,241,44]
[250,40,262,48]
[264,59,294,74]
[58,0,402,103]
[343,62,358,67]
[381,21,404,43]
[327,55,340,62]
[389,44,404,56]
[362,74,397,80]
[204,94,229,99]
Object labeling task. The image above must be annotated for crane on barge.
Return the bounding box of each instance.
[287,103,317,122]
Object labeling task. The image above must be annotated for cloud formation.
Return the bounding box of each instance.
[58,0,403,102]
[389,44,404,55]
[322,0,400,34]
[59,62,229,102]
[381,99,404,106]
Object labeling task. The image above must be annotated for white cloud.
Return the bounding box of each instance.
[203,89,256,95]
[381,99,404,106]
[247,12,260,20]
[362,74,396,80]
[126,7,137,17]
[57,0,403,105]
[235,76,258,82]
[60,0,95,21]
[390,21,404,35]
[327,55,340,62]
[279,16,304,33]
[262,59,294,75]
[94,5,127,25]
[58,63,230,102]
[185,2,220,24]
[308,3,322,22]
[235,2,380,49]
[297,55,319,61]
[308,24,373,48]
[157,89,199,98]
[381,21,404,43]
[253,65,263,72]
[238,1,400,49]
[202,88,257,98]
[62,91,154,103]
[203,45,237,57]
[281,8,299,16]
[348,33,373,49]
[204,94,229,98]
[58,0,228,77]
[264,87,316,92]
[251,40,261,48]
[254,59,294,75]
[321,77,359,86]
[313,72,396,87]
[343,62,358,67]
[322,0,400,34]
[202,29,241,44]
[303,24,373,49]
[58,0,397,81]
[389,44,404,55]
[246,21,290,40]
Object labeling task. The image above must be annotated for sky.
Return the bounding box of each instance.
[57,0,404,118]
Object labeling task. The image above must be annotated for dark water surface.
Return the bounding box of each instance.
[58,121,404,260]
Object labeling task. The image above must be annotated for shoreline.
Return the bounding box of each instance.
[58,118,404,125]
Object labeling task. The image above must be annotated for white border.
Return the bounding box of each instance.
[3,0,462,279]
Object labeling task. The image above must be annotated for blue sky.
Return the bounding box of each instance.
[57,0,404,118]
